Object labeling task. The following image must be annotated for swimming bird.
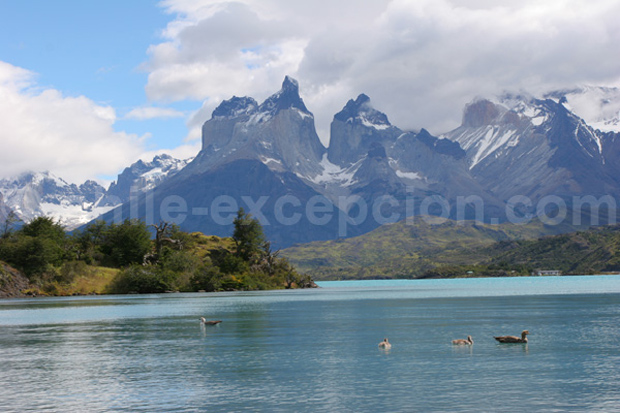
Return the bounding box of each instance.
[494,330,529,343]
[452,335,474,345]
[378,338,392,349]
[200,317,222,325]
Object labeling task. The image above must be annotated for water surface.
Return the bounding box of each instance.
[1,276,619,412]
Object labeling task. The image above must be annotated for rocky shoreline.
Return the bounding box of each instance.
[0,262,29,298]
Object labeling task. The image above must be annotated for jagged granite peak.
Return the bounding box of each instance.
[212,96,258,119]
[190,76,324,181]
[328,94,400,166]
[334,93,391,128]
[258,75,311,116]
[445,93,616,202]
[83,83,620,247]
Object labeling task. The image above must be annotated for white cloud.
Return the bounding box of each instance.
[125,106,185,120]
[0,61,145,184]
[149,0,620,142]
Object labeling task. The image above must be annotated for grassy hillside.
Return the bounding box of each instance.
[282,216,578,280]
[486,226,620,274]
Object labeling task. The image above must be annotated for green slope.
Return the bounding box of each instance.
[485,226,620,275]
[282,216,574,280]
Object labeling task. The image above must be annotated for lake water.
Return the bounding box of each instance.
[1,276,620,412]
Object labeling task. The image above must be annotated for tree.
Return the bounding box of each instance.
[71,220,109,264]
[0,216,67,277]
[147,221,185,264]
[100,219,152,267]
[21,216,65,244]
[1,211,22,240]
[232,208,266,263]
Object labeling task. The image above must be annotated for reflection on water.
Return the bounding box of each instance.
[0,276,620,412]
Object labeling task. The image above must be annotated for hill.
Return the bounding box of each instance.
[282,216,575,279]
[0,211,313,297]
[485,226,620,275]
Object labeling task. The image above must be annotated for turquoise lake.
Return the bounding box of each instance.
[1,276,620,412]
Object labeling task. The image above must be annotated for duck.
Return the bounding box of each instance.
[200,317,222,325]
[378,338,392,349]
[494,330,529,343]
[452,335,474,345]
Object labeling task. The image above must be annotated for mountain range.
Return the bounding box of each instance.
[0,154,189,229]
[1,78,619,247]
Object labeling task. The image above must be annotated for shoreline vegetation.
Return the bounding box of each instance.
[2,211,620,298]
[0,208,315,298]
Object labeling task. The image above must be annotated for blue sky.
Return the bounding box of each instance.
[1,0,619,185]
[1,1,193,158]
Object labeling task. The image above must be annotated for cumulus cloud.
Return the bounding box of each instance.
[0,61,145,184]
[149,0,620,141]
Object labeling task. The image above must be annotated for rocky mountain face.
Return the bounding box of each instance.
[101,154,191,206]
[12,78,620,246]
[184,76,325,180]
[98,77,361,245]
[0,155,190,230]
[0,172,109,229]
[96,77,508,247]
[323,95,503,221]
[545,86,620,134]
[442,94,620,213]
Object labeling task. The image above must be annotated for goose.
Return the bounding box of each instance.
[494,330,529,343]
[200,317,222,325]
[378,338,392,349]
[452,335,474,345]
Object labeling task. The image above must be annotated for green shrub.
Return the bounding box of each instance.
[107,265,176,294]
[189,265,222,292]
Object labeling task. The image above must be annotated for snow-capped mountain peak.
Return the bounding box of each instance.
[212,96,258,119]
[334,93,392,130]
[258,75,311,117]
[104,154,191,202]
[0,171,109,229]
[0,155,191,229]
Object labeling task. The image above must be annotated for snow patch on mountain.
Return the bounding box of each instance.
[470,128,518,168]
[261,157,283,166]
[294,108,313,120]
[0,171,111,229]
[360,115,391,130]
[308,154,359,186]
[395,170,422,180]
[0,154,191,229]
[38,200,115,229]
